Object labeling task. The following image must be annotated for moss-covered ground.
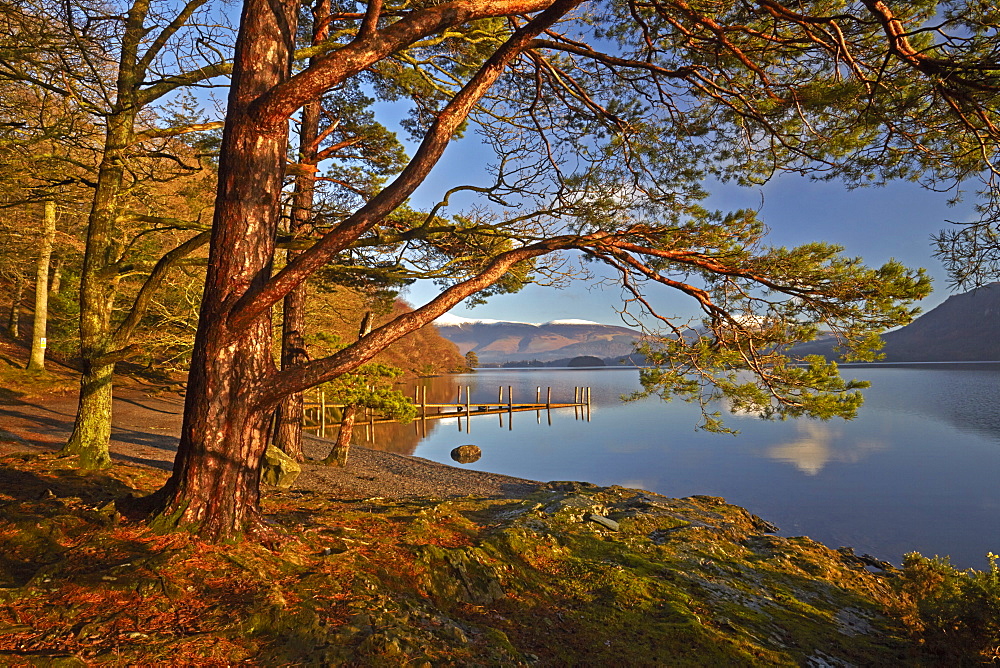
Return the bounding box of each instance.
[0,453,960,666]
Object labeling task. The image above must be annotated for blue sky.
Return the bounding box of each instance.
[401,127,975,328]
[177,2,978,330]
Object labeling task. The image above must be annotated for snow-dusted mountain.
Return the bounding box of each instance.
[435,315,645,364]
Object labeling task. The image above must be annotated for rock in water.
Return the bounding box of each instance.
[450,445,482,464]
[261,444,301,488]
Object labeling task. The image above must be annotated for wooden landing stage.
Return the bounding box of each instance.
[304,385,592,437]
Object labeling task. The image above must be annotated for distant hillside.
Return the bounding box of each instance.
[880,283,1000,361]
[435,316,644,364]
[793,283,1000,362]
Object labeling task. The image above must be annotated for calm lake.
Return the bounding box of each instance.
[358,365,1000,570]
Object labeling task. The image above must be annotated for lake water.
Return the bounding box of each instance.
[359,365,1000,570]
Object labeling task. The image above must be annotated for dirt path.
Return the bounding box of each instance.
[0,381,544,500]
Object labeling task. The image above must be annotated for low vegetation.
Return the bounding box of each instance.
[1,453,997,665]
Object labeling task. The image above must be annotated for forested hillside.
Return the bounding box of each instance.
[302,292,465,377]
[0,275,462,379]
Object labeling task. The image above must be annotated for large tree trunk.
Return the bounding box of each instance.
[151,0,578,540]
[273,0,330,462]
[27,200,56,371]
[152,0,299,539]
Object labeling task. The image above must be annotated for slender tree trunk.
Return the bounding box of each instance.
[152,0,299,539]
[62,362,115,468]
[6,271,23,339]
[273,0,330,462]
[49,256,63,295]
[274,323,307,459]
[322,312,371,466]
[27,200,56,371]
[323,404,357,466]
[63,110,135,469]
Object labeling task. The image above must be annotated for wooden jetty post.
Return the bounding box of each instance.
[320,390,327,438]
[508,385,513,430]
[304,383,593,434]
[547,386,552,425]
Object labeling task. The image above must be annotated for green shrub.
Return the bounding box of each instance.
[898,552,1000,664]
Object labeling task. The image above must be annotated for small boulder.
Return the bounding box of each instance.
[450,444,482,464]
[261,444,301,488]
[585,513,620,531]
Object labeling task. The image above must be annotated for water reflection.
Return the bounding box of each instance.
[855,364,1000,442]
[342,375,460,456]
[384,367,1000,570]
[764,422,886,475]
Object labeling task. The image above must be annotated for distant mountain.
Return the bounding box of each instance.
[434,315,644,364]
[880,283,1000,361]
[793,283,1000,362]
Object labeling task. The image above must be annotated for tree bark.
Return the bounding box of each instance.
[273,322,307,460]
[27,200,56,371]
[6,271,23,339]
[49,255,63,295]
[62,361,115,469]
[63,109,135,469]
[323,404,357,467]
[152,0,299,539]
[152,0,580,540]
[273,0,330,462]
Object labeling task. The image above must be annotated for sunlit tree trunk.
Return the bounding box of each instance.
[27,200,56,371]
[273,0,331,461]
[323,404,358,467]
[153,0,299,538]
[6,271,24,339]
[49,256,63,295]
[63,110,135,469]
[152,0,579,540]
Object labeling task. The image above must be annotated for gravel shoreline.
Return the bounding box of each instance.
[0,386,545,500]
[297,434,544,499]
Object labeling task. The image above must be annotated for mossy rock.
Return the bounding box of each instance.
[260,445,301,488]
